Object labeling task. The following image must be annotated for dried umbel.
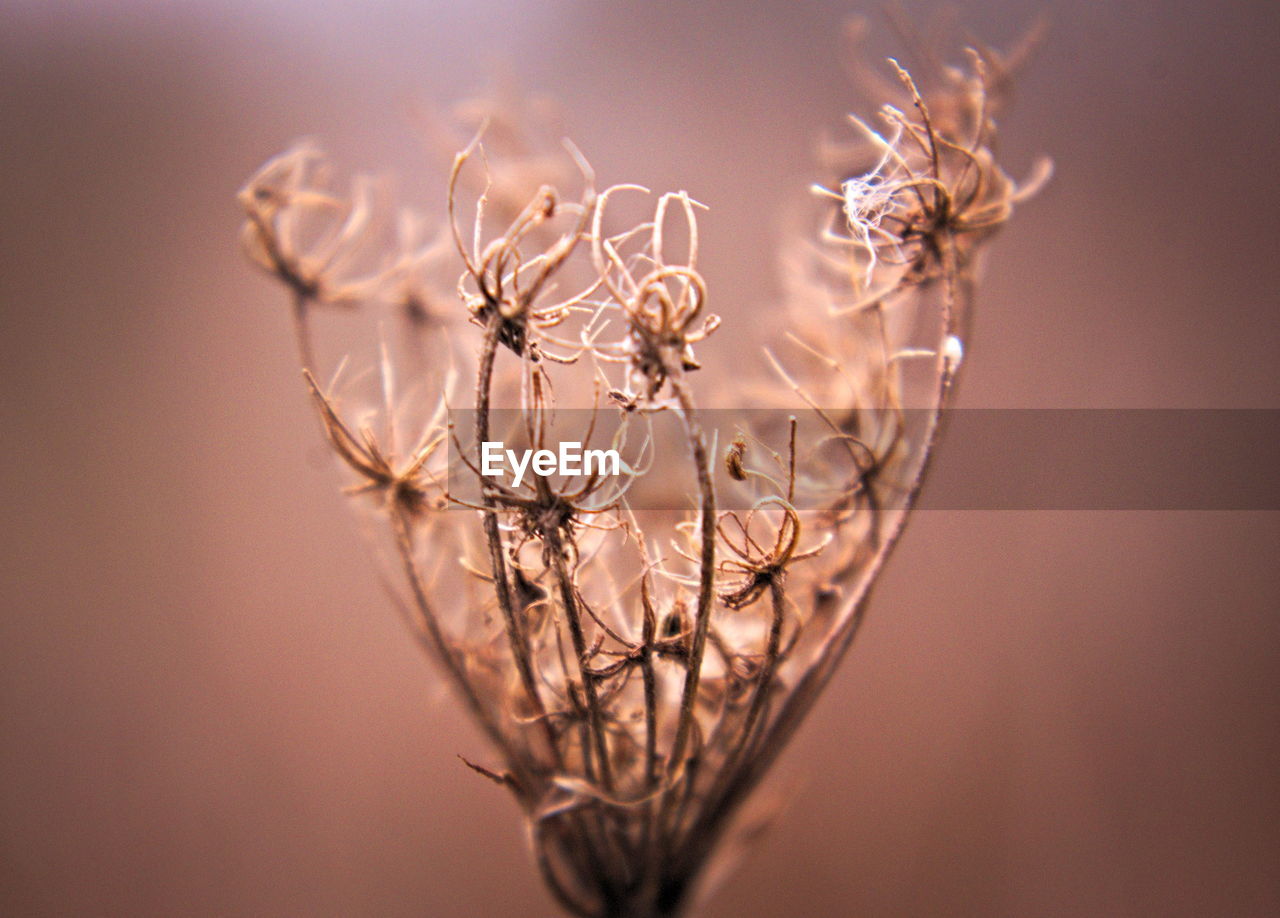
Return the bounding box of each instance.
[238,23,1046,918]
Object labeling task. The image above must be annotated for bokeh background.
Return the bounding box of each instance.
[2,1,1277,915]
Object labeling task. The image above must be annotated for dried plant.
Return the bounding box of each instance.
[237,18,1047,918]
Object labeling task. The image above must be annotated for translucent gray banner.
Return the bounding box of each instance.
[446,409,1280,511]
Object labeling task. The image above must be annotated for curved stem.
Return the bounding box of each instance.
[475,313,560,763]
[663,372,718,777]
[387,505,531,783]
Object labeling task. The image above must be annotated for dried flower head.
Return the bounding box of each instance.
[237,22,1046,918]
[239,144,385,309]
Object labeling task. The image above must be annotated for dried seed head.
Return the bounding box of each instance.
[725,433,749,481]
[238,19,1046,917]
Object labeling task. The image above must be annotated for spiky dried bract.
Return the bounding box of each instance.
[239,144,386,308]
[237,29,1044,918]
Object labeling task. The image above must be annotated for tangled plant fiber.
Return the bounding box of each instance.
[238,18,1047,918]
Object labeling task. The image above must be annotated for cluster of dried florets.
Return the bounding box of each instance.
[238,24,1044,918]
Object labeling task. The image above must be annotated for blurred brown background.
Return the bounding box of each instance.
[2,1,1277,915]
